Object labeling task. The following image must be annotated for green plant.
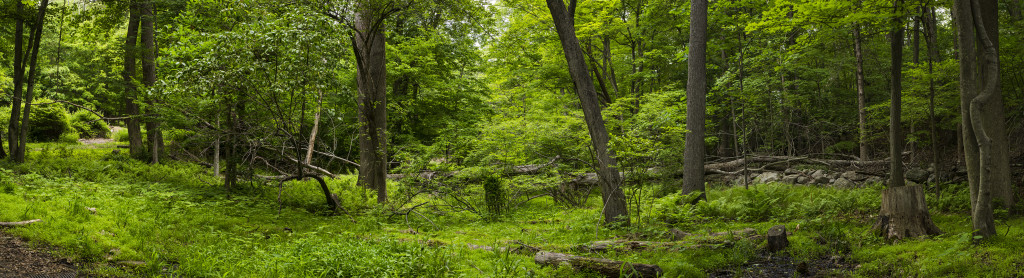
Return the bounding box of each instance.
[70,109,110,139]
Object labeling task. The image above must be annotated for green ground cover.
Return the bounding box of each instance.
[1,143,1022,277]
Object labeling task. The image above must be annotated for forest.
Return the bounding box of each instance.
[1,0,1023,277]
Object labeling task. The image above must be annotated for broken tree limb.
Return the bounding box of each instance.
[0,219,42,227]
[534,251,663,278]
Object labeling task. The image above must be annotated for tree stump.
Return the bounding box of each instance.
[872,185,942,239]
[766,225,788,252]
[534,251,662,278]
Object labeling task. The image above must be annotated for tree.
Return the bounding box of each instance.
[123,1,144,158]
[7,0,26,160]
[140,0,162,164]
[351,0,395,204]
[11,0,51,163]
[854,22,868,161]
[953,0,1012,237]
[545,0,629,226]
[872,0,941,240]
[682,0,708,200]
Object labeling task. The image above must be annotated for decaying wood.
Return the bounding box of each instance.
[766,225,789,252]
[0,219,42,227]
[534,251,662,278]
[872,185,942,239]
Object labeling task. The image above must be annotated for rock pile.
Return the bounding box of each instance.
[721,167,937,188]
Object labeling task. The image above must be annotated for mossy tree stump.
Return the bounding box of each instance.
[872,185,942,239]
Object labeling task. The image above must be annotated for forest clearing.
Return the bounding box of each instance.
[2,0,1024,277]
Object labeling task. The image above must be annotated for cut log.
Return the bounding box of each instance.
[766,225,789,252]
[534,251,662,278]
[872,185,942,239]
[0,219,41,227]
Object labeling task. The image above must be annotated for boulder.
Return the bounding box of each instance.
[756,172,780,184]
[782,175,800,184]
[906,168,930,183]
[833,177,856,188]
[811,170,828,184]
[864,176,884,185]
[784,168,801,175]
[841,171,867,181]
[797,176,811,184]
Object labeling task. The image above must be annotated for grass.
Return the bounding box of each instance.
[1,142,1022,277]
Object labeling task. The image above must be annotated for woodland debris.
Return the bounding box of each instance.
[668,228,758,241]
[766,225,789,252]
[0,219,42,227]
[534,251,662,278]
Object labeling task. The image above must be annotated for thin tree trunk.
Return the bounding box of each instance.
[889,1,905,188]
[8,0,25,158]
[141,0,160,164]
[17,0,51,163]
[682,0,708,200]
[925,6,940,182]
[353,4,389,204]
[854,23,869,161]
[546,0,629,225]
[123,2,144,158]
[305,90,323,165]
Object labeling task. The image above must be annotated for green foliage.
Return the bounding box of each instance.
[2,100,77,142]
[69,110,110,139]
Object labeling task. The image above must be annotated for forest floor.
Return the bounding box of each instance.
[0,230,78,277]
[1,142,1023,277]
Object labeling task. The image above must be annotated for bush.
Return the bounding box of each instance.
[0,99,75,142]
[70,110,110,139]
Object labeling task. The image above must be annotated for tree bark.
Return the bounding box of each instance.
[353,4,389,204]
[16,0,51,163]
[7,0,25,159]
[924,6,940,182]
[854,23,869,161]
[682,0,709,200]
[546,0,629,226]
[954,0,1008,237]
[889,0,905,188]
[305,90,323,165]
[123,2,144,159]
[141,0,160,164]
[873,185,943,239]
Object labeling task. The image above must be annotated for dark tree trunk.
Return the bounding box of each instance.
[8,0,25,158]
[954,0,1009,237]
[874,0,942,240]
[854,23,869,161]
[925,6,940,182]
[353,5,389,204]
[141,0,161,164]
[16,0,51,163]
[682,0,708,200]
[546,0,629,225]
[123,2,144,158]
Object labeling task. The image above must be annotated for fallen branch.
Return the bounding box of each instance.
[0,219,42,227]
[534,251,662,278]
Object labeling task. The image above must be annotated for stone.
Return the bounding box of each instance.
[766,225,789,252]
[784,168,801,175]
[782,175,799,184]
[906,168,930,183]
[833,177,856,188]
[811,170,826,179]
[756,172,780,184]
[797,176,811,184]
[841,171,867,181]
[865,176,883,185]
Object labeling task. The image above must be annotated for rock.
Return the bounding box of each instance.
[784,168,801,175]
[766,225,789,252]
[756,172,780,184]
[833,177,856,188]
[865,176,883,185]
[906,168,930,183]
[841,171,867,181]
[797,176,811,184]
[811,170,826,179]
[782,175,799,184]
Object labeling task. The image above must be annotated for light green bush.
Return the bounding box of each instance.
[70,109,110,139]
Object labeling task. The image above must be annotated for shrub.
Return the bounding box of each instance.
[70,110,110,139]
[1,100,75,142]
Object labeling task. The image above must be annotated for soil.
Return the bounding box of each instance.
[0,230,78,278]
[709,253,856,278]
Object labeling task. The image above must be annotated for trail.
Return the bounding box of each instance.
[0,230,77,277]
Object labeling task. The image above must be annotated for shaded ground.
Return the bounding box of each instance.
[0,230,77,278]
[709,254,855,277]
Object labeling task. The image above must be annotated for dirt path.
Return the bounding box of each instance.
[0,230,77,277]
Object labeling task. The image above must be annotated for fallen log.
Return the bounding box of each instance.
[534,251,662,278]
[387,156,561,180]
[0,219,42,227]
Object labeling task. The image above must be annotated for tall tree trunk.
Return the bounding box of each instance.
[16,0,51,163]
[925,6,940,182]
[353,5,389,204]
[141,0,160,164]
[954,0,1010,237]
[123,2,144,159]
[873,0,942,240]
[682,0,708,200]
[546,0,629,225]
[7,0,25,159]
[854,23,869,161]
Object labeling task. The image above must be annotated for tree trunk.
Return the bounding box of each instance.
[954,0,1008,237]
[8,0,25,158]
[873,185,943,239]
[854,23,869,161]
[123,2,144,159]
[16,0,51,163]
[353,5,389,204]
[305,90,323,165]
[141,0,160,164]
[682,0,708,200]
[889,0,906,188]
[546,0,629,225]
[925,6,940,182]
